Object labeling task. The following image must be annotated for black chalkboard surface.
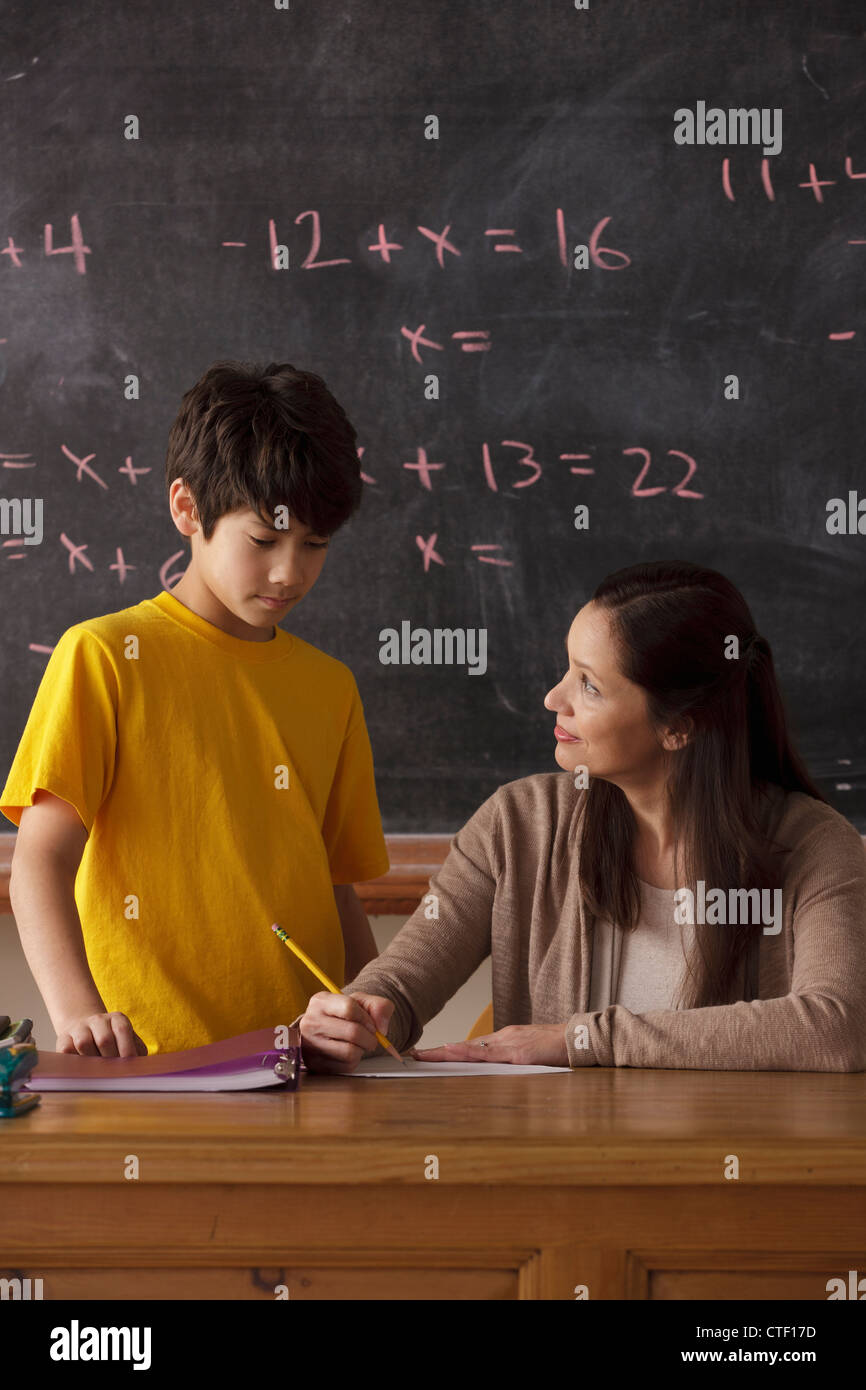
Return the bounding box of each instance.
[1,0,864,832]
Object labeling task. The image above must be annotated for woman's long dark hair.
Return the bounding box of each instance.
[577,561,828,1009]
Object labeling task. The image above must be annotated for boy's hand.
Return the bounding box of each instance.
[299,991,394,1074]
[54,1011,148,1058]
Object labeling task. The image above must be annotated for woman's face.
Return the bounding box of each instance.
[543,601,678,785]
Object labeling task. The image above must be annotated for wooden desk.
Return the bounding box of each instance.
[2,1068,864,1300]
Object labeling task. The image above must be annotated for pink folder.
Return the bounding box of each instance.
[23,1027,301,1092]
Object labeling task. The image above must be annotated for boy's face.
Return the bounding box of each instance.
[169,482,330,641]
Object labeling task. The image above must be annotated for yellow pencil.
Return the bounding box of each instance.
[271,923,407,1066]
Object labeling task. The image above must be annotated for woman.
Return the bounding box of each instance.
[299,561,866,1073]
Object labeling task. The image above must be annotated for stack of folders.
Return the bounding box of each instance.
[20,1026,302,1096]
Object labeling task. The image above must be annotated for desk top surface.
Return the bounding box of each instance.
[3,1070,864,1185]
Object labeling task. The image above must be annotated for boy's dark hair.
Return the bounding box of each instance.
[165,360,363,541]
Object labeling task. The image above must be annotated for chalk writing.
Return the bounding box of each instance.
[217,209,631,273]
[722,153,865,202]
[1,215,90,274]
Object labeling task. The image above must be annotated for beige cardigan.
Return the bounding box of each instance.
[341,774,866,1071]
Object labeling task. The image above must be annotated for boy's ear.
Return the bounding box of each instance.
[168,480,202,537]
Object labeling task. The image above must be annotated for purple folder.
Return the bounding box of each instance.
[23,1026,302,1092]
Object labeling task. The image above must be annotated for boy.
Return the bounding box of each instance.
[0,360,391,1057]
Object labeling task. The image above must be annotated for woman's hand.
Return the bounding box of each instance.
[299,990,395,1074]
[411,1023,570,1067]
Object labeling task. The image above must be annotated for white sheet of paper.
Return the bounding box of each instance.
[348,1057,572,1076]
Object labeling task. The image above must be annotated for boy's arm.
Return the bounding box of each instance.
[333,883,379,980]
[9,790,106,1035]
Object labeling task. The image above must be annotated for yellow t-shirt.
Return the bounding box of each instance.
[0,590,390,1054]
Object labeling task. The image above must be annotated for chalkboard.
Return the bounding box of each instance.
[1,0,864,833]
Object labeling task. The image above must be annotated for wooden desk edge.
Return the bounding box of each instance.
[3,1130,866,1185]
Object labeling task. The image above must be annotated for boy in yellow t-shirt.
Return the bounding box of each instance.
[0,360,391,1057]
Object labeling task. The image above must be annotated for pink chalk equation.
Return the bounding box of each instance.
[46,538,134,581]
[400,324,491,363]
[413,536,514,572]
[6,433,703,580]
[4,414,704,591]
[219,209,630,273]
[393,438,703,500]
[1,214,90,274]
[414,536,516,571]
[399,439,702,574]
[30,445,150,490]
[722,153,865,202]
[721,151,864,344]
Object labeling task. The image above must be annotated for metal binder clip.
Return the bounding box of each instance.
[272,1025,301,1086]
[273,1055,297,1083]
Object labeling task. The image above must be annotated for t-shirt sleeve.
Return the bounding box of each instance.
[320,675,390,884]
[0,626,118,834]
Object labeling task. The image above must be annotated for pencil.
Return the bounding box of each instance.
[271,923,408,1066]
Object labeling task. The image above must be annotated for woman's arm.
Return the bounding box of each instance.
[566,815,866,1072]
[339,790,502,1052]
